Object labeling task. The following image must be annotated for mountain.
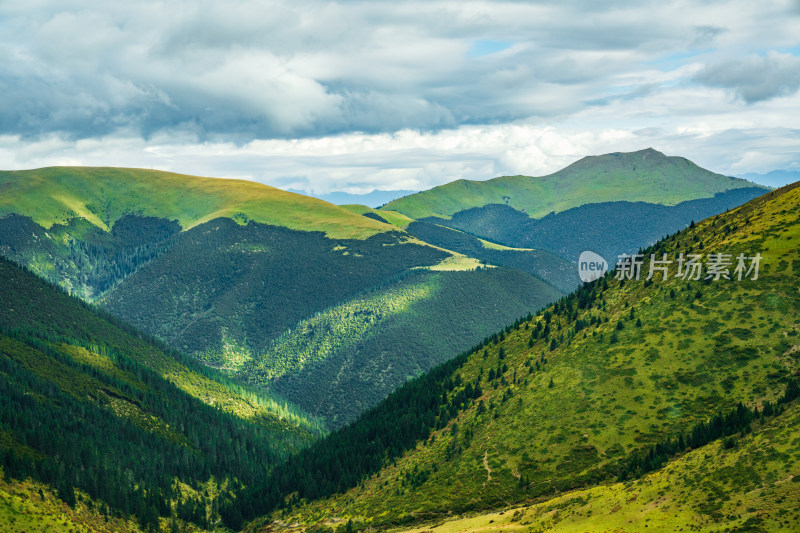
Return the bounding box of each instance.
[0,166,391,239]
[0,256,321,531]
[0,159,769,429]
[242,180,800,530]
[739,169,800,188]
[422,187,768,264]
[382,148,763,220]
[287,188,418,208]
[0,166,568,429]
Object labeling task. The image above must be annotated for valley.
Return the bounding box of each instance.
[0,154,794,532]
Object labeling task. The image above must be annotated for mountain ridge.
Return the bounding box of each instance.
[382,148,765,220]
[0,166,392,239]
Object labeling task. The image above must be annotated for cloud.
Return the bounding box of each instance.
[1,0,799,186]
[694,51,800,103]
[1,0,797,142]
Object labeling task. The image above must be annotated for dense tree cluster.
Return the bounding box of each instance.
[0,257,312,530]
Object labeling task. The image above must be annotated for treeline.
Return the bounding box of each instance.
[405,220,578,293]
[617,378,800,480]
[238,330,514,521]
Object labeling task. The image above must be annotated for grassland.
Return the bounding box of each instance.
[397,402,800,533]
[339,204,415,229]
[262,182,800,530]
[0,167,392,239]
[382,148,763,220]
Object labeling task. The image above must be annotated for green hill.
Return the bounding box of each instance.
[237,268,561,427]
[0,167,570,429]
[0,166,391,239]
[396,400,800,533]
[0,256,322,530]
[243,181,800,530]
[382,148,763,220]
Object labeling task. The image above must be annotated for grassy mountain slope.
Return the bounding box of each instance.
[247,181,800,529]
[382,148,764,220]
[0,167,391,239]
[397,401,800,533]
[239,268,562,427]
[338,204,415,229]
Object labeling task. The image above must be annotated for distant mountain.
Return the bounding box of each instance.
[0,257,320,531]
[422,187,768,264]
[288,188,417,208]
[0,166,391,239]
[382,148,763,220]
[244,181,800,531]
[739,169,800,188]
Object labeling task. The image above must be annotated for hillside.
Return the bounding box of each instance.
[0,166,391,239]
[0,257,326,530]
[397,400,800,532]
[426,186,768,263]
[382,148,763,220]
[0,160,767,431]
[0,167,570,429]
[243,181,800,530]
[238,268,561,427]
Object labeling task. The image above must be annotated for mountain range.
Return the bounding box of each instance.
[0,151,768,430]
[243,180,800,532]
[2,148,794,531]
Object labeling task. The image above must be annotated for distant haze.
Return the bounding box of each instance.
[737,170,800,188]
[288,189,418,208]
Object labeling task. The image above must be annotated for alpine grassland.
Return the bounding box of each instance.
[242,182,799,531]
[0,167,391,239]
[382,148,763,220]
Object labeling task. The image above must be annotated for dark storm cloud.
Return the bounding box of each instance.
[694,52,800,103]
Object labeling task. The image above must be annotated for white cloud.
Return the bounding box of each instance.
[0,0,799,185]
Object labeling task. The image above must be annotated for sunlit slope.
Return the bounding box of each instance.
[237,268,562,428]
[256,181,800,528]
[0,166,392,239]
[382,148,764,220]
[0,257,320,440]
[397,401,800,533]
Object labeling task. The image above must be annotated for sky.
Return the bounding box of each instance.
[1,0,800,193]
